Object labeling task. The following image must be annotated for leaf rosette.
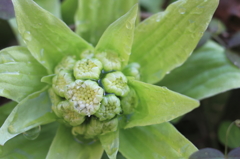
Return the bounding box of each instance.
[0,0,219,159]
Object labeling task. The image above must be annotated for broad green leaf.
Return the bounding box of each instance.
[34,0,61,18]
[130,0,219,84]
[0,102,18,145]
[218,121,240,148]
[125,78,199,128]
[119,122,197,159]
[12,0,93,73]
[99,131,119,159]
[8,86,57,134]
[95,5,138,69]
[46,125,103,159]
[0,123,58,159]
[0,46,47,102]
[8,0,61,46]
[159,41,240,100]
[189,148,224,159]
[61,0,78,25]
[75,0,138,46]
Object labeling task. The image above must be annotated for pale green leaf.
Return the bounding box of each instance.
[75,0,138,46]
[8,0,61,46]
[95,5,138,69]
[99,131,119,159]
[8,86,57,134]
[0,46,47,102]
[130,0,219,84]
[61,0,78,25]
[218,121,240,148]
[46,125,103,159]
[34,0,61,18]
[0,123,58,159]
[125,78,199,128]
[12,0,93,73]
[159,41,240,100]
[120,122,197,159]
[0,102,18,145]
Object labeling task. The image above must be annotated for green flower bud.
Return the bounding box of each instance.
[73,58,102,80]
[121,88,138,114]
[72,117,118,139]
[95,94,121,121]
[84,117,103,139]
[102,71,130,96]
[56,101,85,126]
[122,63,140,80]
[72,122,87,136]
[52,70,75,97]
[96,52,121,71]
[65,80,104,116]
[54,56,76,74]
[48,88,62,117]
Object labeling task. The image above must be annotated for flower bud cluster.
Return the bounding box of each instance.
[50,52,140,138]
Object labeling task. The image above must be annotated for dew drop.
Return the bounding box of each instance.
[156,14,162,22]
[23,125,41,140]
[0,89,4,94]
[192,5,204,14]
[188,19,196,33]
[23,31,32,42]
[126,21,132,29]
[178,7,186,14]
[40,48,44,56]
[74,136,96,145]
[39,49,46,64]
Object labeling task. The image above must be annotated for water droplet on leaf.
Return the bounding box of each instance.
[192,5,204,14]
[74,136,97,145]
[188,19,196,33]
[23,31,32,42]
[23,125,41,140]
[178,7,186,14]
[126,21,132,29]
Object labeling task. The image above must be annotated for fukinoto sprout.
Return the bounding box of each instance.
[50,51,139,138]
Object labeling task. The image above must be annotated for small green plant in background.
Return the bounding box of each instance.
[0,0,229,158]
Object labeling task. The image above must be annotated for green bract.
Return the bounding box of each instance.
[0,0,219,159]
